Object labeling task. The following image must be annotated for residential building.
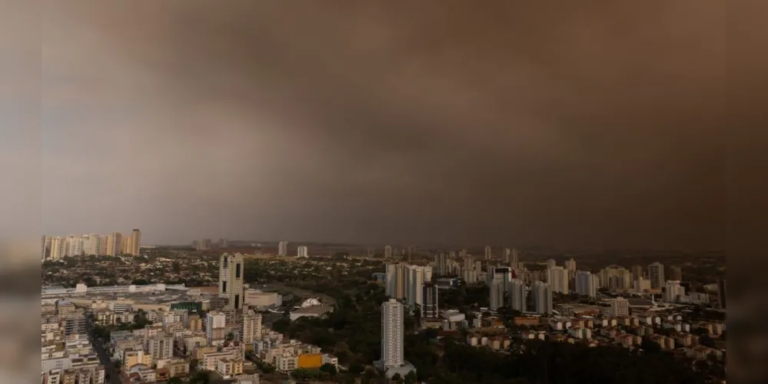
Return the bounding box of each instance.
[381,299,405,368]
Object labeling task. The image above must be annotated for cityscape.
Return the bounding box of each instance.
[31,2,732,384]
[41,236,726,384]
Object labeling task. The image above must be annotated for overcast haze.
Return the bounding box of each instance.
[37,0,725,248]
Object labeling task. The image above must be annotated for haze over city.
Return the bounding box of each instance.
[39,1,724,248]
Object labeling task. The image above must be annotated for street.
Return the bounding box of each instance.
[85,318,121,384]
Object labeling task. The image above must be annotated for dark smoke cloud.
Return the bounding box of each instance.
[39,0,725,248]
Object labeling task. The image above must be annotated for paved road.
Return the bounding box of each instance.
[85,319,121,384]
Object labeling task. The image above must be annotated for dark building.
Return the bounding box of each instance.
[422,282,439,318]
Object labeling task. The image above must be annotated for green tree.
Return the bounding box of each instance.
[167,378,183,384]
[349,361,365,374]
[189,371,210,384]
[319,363,337,377]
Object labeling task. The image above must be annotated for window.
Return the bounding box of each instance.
[236,263,241,279]
[222,281,227,293]
[235,294,240,309]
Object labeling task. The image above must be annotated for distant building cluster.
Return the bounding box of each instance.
[42,229,142,260]
[42,251,342,383]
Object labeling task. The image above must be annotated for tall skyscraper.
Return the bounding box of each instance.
[648,262,665,290]
[385,264,398,297]
[546,266,569,294]
[384,245,393,259]
[484,246,492,260]
[532,281,552,314]
[630,265,644,281]
[219,253,245,310]
[502,248,511,263]
[546,259,557,269]
[422,282,439,318]
[508,278,527,312]
[130,229,141,256]
[381,299,405,368]
[406,265,426,309]
[277,241,288,256]
[489,275,505,311]
[436,253,448,276]
[297,246,308,257]
[49,236,64,260]
[219,238,229,249]
[575,270,598,298]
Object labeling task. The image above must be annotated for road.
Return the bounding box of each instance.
[85,318,121,384]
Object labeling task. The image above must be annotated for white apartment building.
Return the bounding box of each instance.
[546,266,569,294]
[664,280,686,303]
[381,299,405,368]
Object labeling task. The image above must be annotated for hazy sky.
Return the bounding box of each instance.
[37,0,725,248]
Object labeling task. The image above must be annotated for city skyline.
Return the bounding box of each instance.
[37,2,723,248]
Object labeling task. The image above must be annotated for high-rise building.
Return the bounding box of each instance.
[65,235,83,257]
[436,253,448,276]
[565,258,576,272]
[502,248,511,263]
[82,234,99,256]
[663,280,685,303]
[277,241,288,256]
[532,281,552,314]
[206,311,227,344]
[546,259,556,269]
[146,333,174,360]
[599,266,632,290]
[630,265,644,281]
[219,238,229,248]
[668,266,682,281]
[195,239,212,251]
[575,270,598,298]
[130,229,141,256]
[607,297,629,317]
[219,253,245,310]
[385,264,398,297]
[406,265,426,309]
[648,262,665,290]
[509,248,520,268]
[384,245,393,259]
[297,246,309,257]
[241,310,262,343]
[122,235,133,255]
[546,266,569,294]
[484,246,492,260]
[508,278,527,312]
[49,236,64,261]
[381,299,405,368]
[489,275,505,311]
[422,282,439,318]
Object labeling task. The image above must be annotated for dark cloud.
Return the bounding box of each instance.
[40,0,726,248]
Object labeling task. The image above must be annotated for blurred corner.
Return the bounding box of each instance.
[0,0,42,382]
[727,1,768,383]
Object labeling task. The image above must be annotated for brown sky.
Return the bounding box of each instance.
[38,0,727,248]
